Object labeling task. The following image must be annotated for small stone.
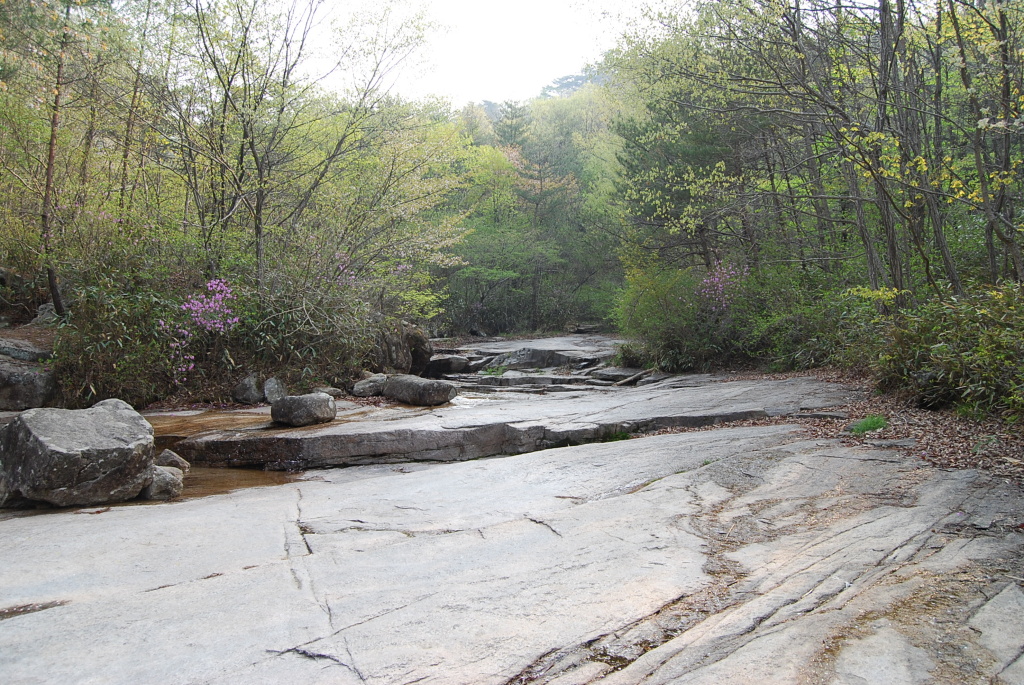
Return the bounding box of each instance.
[231,373,264,404]
[263,377,287,404]
[154,449,190,475]
[312,386,345,399]
[271,393,337,427]
[140,466,184,500]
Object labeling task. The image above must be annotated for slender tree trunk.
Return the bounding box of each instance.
[40,4,72,316]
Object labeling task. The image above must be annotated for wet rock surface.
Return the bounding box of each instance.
[2,337,1022,684]
[1,421,1022,684]
[173,375,856,469]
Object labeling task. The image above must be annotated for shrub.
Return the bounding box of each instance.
[874,284,1024,421]
[54,276,376,408]
[613,262,841,372]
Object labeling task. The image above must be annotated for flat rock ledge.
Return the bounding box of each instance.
[175,377,860,470]
[1,424,1021,684]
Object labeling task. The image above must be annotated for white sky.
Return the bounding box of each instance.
[390,0,644,106]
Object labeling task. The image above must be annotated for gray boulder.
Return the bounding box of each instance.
[140,465,184,500]
[155,448,190,475]
[0,399,154,507]
[231,373,264,404]
[0,357,56,410]
[382,375,458,406]
[371,323,433,375]
[263,377,287,404]
[352,374,387,397]
[424,354,469,377]
[29,303,58,326]
[271,393,337,427]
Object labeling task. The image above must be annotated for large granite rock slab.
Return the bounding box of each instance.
[1,425,1021,684]
[464,335,624,370]
[174,376,859,469]
[0,399,154,507]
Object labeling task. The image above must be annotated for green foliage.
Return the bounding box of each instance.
[874,285,1024,421]
[613,262,842,372]
[53,282,180,408]
[849,415,888,435]
[52,273,376,408]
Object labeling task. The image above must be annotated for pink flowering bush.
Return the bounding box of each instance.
[180,279,241,334]
[698,261,748,312]
[161,280,242,384]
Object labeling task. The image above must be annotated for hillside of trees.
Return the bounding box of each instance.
[0,0,1021,421]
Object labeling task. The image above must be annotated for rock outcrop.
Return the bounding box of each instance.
[0,399,154,507]
[371,322,433,375]
[271,393,337,427]
[382,375,458,406]
[0,357,56,411]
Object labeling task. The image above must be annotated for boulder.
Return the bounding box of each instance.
[140,465,184,500]
[352,374,387,398]
[0,357,56,411]
[407,325,433,376]
[271,393,337,427]
[155,448,190,475]
[371,322,433,375]
[382,375,458,407]
[263,377,287,404]
[29,303,58,326]
[424,354,469,377]
[231,373,264,404]
[0,398,154,507]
